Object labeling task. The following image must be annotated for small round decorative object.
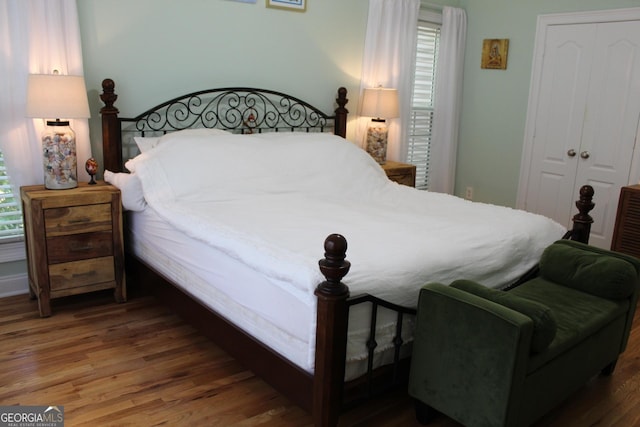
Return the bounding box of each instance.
[85,157,98,185]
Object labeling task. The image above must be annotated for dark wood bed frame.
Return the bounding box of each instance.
[99,79,595,427]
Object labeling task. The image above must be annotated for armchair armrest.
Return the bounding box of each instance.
[408,283,534,427]
[540,240,640,300]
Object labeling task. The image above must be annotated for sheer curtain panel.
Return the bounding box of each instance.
[357,0,420,162]
[0,0,90,191]
[427,6,466,194]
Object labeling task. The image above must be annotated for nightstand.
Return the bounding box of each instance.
[21,182,126,317]
[382,161,417,187]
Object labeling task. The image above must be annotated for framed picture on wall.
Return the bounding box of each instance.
[266,0,306,12]
[481,39,509,70]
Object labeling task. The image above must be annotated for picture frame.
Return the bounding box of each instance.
[481,39,509,70]
[266,0,306,12]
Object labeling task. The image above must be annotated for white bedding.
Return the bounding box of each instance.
[119,129,566,374]
[125,131,566,303]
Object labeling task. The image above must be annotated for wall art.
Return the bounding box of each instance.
[481,39,509,70]
[266,0,306,12]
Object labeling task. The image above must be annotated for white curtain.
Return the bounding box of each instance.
[357,0,420,162]
[0,0,90,190]
[428,6,467,194]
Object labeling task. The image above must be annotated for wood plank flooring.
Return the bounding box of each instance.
[1,288,639,426]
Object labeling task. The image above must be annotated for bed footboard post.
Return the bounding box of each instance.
[314,234,351,427]
[569,185,595,244]
[334,87,348,138]
[100,78,123,172]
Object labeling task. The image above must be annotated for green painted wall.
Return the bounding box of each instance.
[77,0,370,164]
[454,0,640,206]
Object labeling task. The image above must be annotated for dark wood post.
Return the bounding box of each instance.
[334,87,348,138]
[314,234,351,427]
[570,185,595,244]
[100,78,123,173]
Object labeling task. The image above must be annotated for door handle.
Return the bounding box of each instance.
[567,149,576,157]
[580,150,590,159]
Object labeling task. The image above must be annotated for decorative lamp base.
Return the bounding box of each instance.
[42,121,78,190]
[365,122,388,165]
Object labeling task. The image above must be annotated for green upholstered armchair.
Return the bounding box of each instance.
[408,239,640,427]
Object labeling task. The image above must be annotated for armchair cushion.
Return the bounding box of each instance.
[450,279,557,353]
[510,277,628,373]
[539,241,637,299]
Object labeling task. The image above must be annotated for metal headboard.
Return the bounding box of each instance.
[124,87,336,133]
[100,79,349,172]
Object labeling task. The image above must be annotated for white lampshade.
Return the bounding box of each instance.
[361,87,399,120]
[26,74,90,119]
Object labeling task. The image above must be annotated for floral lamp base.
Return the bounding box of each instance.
[365,124,388,165]
[42,124,77,190]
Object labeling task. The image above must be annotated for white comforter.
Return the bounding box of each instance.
[125,130,566,308]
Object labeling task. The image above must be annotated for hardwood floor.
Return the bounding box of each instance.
[1,288,639,426]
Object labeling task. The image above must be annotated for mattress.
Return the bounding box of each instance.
[127,208,413,380]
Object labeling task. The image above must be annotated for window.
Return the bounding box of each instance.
[0,149,24,240]
[407,14,441,190]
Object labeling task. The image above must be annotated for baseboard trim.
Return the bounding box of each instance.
[0,240,25,263]
[0,273,28,298]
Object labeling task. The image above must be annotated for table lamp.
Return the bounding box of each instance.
[26,73,91,190]
[361,87,399,164]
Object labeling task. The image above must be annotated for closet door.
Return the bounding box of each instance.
[522,23,595,227]
[574,20,640,249]
[519,11,640,249]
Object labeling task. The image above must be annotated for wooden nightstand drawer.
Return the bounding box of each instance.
[49,257,116,292]
[47,231,114,264]
[44,203,112,236]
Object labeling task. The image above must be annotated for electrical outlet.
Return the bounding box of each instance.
[465,186,474,200]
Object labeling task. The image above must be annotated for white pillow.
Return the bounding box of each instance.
[133,136,161,153]
[169,128,231,137]
[134,128,231,153]
[103,170,147,212]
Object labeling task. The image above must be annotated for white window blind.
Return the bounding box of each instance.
[407,20,441,190]
[0,150,24,239]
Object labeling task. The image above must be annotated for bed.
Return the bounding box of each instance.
[98,79,595,427]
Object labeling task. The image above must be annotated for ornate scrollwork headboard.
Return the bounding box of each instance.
[100,79,349,172]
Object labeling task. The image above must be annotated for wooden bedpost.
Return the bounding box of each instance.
[100,78,123,173]
[569,185,595,244]
[334,87,348,138]
[314,234,351,427]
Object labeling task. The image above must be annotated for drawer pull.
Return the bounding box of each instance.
[70,245,93,252]
[72,271,97,279]
[68,218,92,224]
